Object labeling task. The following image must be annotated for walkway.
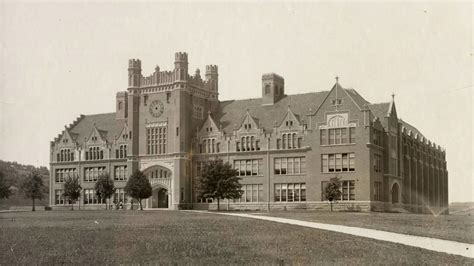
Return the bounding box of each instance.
[188,211,473,259]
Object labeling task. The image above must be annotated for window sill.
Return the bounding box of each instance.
[320,143,356,147]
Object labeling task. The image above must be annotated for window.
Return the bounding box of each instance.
[321,127,356,145]
[86,146,102,160]
[57,149,74,162]
[114,188,127,204]
[84,189,99,204]
[341,180,355,201]
[320,129,327,145]
[274,183,306,202]
[201,138,218,154]
[237,136,258,152]
[322,153,355,173]
[374,154,383,173]
[147,126,167,154]
[265,85,270,94]
[193,105,203,120]
[274,157,305,175]
[350,127,356,144]
[373,129,382,146]
[279,133,299,150]
[234,159,263,176]
[238,184,263,203]
[116,145,127,159]
[84,167,106,182]
[144,95,148,106]
[55,189,65,205]
[114,166,128,181]
[374,181,382,201]
[55,168,77,183]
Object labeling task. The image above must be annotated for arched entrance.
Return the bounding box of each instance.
[152,187,169,208]
[142,165,172,209]
[391,183,400,204]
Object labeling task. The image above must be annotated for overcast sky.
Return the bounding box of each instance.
[0,2,471,202]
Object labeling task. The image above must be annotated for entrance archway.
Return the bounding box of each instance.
[142,164,172,209]
[391,183,400,204]
[152,187,169,208]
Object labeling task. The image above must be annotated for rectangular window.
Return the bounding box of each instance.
[114,166,128,181]
[321,155,328,173]
[55,189,65,205]
[274,157,305,175]
[234,159,263,176]
[274,183,306,202]
[340,180,355,201]
[341,128,347,144]
[374,181,382,201]
[276,139,281,149]
[320,129,327,145]
[350,127,356,144]
[83,189,99,204]
[147,126,167,155]
[114,188,127,204]
[335,128,341,144]
[84,167,106,182]
[322,153,355,173]
[329,129,335,145]
[374,154,382,173]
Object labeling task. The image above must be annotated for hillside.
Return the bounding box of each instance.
[0,160,50,210]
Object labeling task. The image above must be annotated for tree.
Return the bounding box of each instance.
[0,170,11,199]
[197,159,243,211]
[21,171,45,211]
[325,176,342,212]
[95,173,115,210]
[63,175,82,210]
[125,170,152,210]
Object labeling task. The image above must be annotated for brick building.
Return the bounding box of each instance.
[50,52,448,213]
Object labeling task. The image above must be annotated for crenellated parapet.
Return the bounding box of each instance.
[126,52,219,100]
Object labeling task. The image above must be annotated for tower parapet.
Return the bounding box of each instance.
[262,73,285,105]
[174,52,188,82]
[205,65,218,92]
[128,59,142,88]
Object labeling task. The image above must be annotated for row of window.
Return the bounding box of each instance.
[320,127,356,146]
[274,183,306,202]
[55,188,128,205]
[84,167,106,182]
[147,126,167,155]
[276,133,302,150]
[236,136,260,152]
[321,153,355,173]
[234,159,263,176]
[321,180,355,201]
[55,168,77,183]
[57,149,74,162]
[274,157,306,175]
[114,166,128,181]
[116,145,128,159]
[147,168,170,179]
[236,184,264,203]
[85,147,103,161]
[200,138,220,154]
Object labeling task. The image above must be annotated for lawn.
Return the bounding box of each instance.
[259,209,474,244]
[0,211,472,264]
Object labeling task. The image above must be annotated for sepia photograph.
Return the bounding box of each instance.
[0,1,472,264]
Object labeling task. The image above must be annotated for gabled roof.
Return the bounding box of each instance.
[217,91,329,133]
[368,102,391,119]
[69,113,125,145]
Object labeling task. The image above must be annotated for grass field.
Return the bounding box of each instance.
[0,211,473,264]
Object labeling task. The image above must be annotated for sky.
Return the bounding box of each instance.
[0,2,472,202]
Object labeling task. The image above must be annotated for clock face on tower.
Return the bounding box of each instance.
[149,100,164,118]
